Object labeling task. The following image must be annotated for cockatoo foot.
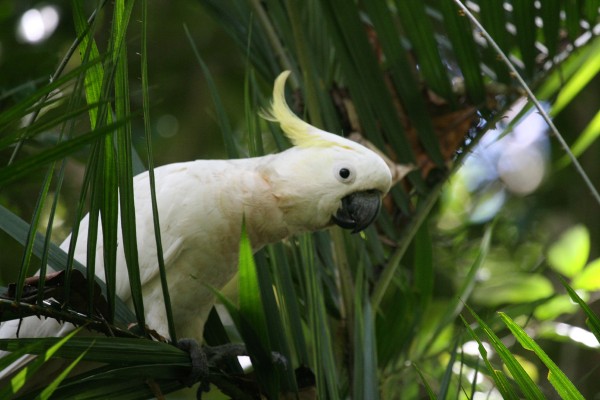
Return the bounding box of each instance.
[176,340,289,395]
[177,338,210,392]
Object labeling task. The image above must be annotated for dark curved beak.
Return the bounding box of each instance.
[332,190,382,233]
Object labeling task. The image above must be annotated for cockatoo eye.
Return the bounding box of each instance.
[334,164,355,183]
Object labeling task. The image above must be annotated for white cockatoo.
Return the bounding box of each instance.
[0,71,392,382]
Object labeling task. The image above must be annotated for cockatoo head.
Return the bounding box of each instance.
[261,71,392,233]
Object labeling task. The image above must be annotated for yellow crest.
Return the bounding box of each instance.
[261,71,349,148]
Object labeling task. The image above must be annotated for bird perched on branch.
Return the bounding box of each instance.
[0,71,392,385]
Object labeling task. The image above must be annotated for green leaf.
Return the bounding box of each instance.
[478,0,511,84]
[0,205,136,325]
[539,0,561,58]
[438,336,460,399]
[0,101,106,150]
[0,60,102,130]
[296,233,339,399]
[512,0,536,78]
[462,307,545,400]
[0,119,130,186]
[560,277,600,345]
[471,273,554,306]
[547,225,590,278]
[109,11,130,324]
[363,0,444,165]
[199,0,277,80]
[0,338,46,374]
[499,312,585,400]
[0,327,83,398]
[37,346,90,400]
[14,167,54,303]
[318,0,425,197]
[371,187,443,312]
[461,316,522,400]
[375,276,414,367]
[238,222,269,351]
[101,135,119,322]
[564,0,582,40]
[184,24,238,159]
[534,294,582,321]
[0,336,188,365]
[140,0,176,343]
[552,46,600,117]
[36,364,184,399]
[353,267,379,400]
[439,0,486,104]
[413,220,434,315]
[395,0,456,105]
[85,144,102,318]
[237,221,278,397]
[244,69,262,157]
[72,0,105,130]
[413,364,437,400]
[572,258,600,291]
[557,108,600,170]
[111,0,147,334]
[254,251,298,393]
[538,37,600,107]
[267,244,308,365]
[425,224,492,352]
[285,1,340,136]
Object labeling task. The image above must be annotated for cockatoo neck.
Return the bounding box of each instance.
[252,147,342,236]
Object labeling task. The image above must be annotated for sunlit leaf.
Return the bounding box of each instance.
[503,355,540,385]
[463,306,545,400]
[552,44,600,117]
[537,36,600,107]
[37,345,90,400]
[534,294,582,321]
[557,109,600,170]
[0,327,83,398]
[547,225,590,278]
[237,221,279,397]
[499,312,585,400]
[472,273,553,307]
[238,222,269,349]
[572,258,600,291]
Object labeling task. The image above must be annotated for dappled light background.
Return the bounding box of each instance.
[435,88,600,396]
